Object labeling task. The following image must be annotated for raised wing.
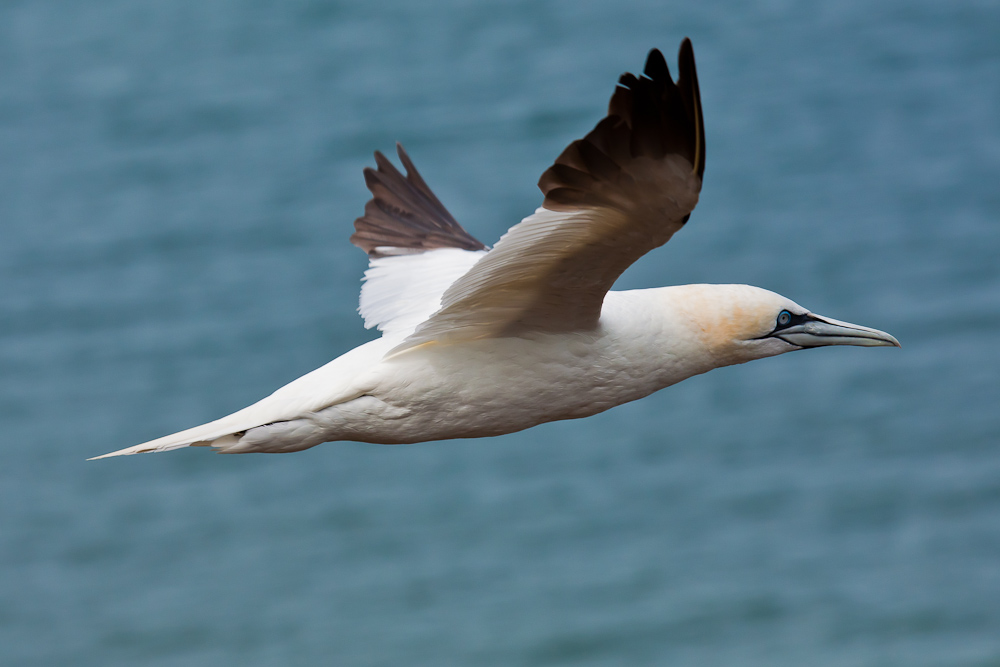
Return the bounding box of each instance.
[351,144,489,339]
[394,39,705,351]
[351,143,487,258]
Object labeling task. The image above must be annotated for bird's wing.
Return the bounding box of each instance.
[393,40,705,352]
[351,144,489,340]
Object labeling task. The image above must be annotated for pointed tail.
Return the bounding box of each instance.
[88,419,250,459]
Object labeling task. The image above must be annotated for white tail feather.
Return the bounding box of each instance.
[87,417,256,459]
[88,337,393,460]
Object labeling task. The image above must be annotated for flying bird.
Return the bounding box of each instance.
[92,39,898,459]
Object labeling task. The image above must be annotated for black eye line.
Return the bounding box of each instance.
[751,312,818,341]
[771,312,813,334]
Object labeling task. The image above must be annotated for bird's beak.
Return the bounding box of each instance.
[775,314,900,348]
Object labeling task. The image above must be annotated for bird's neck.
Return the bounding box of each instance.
[602,285,770,380]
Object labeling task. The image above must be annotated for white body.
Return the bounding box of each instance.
[105,285,795,457]
[245,288,723,452]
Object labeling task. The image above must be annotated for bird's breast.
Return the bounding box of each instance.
[351,305,707,443]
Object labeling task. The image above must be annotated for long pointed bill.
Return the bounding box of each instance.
[775,314,900,348]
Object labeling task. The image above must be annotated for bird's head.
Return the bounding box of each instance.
[673,284,900,367]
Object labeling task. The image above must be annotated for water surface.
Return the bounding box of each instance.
[2,1,999,665]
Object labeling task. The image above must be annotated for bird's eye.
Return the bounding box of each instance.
[777,310,792,327]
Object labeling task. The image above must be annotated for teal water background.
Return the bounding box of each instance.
[2,1,999,665]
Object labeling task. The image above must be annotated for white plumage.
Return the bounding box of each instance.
[91,40,897,460]
[360,247,487,341]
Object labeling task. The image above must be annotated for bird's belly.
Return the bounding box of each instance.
[324,334,670,444]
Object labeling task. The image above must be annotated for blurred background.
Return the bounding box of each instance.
[2,0,999,665]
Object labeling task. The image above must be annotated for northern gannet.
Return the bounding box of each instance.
[92,39,898,459]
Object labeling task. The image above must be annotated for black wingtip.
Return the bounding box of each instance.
[677,38,696,83]
[643,48,670,81]
[539,38,706,211]
[676,38,705,180]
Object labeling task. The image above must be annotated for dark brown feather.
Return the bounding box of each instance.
[538,38,705,212]
[350,144,487,258]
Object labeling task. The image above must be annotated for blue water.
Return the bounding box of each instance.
[2,1,999,664]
